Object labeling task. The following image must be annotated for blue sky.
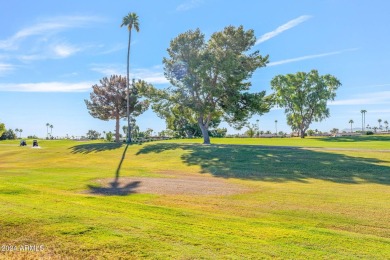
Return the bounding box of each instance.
[1,0,390,138]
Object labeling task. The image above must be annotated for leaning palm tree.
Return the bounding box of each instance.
[349,119,354,133]
[121,12,140,143]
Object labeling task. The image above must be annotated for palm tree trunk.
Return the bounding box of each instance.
[126,29,132,143]
[364,113,366,132]
[115,114,120,142]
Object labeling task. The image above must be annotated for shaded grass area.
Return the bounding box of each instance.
[171,135,390,150]
[0,138,389,258]
[136,143,390,184]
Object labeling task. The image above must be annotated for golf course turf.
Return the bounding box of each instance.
[0,136,389,259]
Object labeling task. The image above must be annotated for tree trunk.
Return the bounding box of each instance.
[198,118,210,144]
[126,29,132,143]
[115,115,120,142]
[300,129,306,138]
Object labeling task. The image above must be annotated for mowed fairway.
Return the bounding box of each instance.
[0,136,389,259]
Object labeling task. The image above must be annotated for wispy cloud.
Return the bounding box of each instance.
[90,64,124,76]
[176,0,204,11]
[0,15,102,51]
[268,48,359,67]
[98,44,126,55]
[132,68,169,84]
[330,91,390,106]
[0,81,93,92]
[52,43,80,58]
[256,15,311,45]
[0,63,15,76]
[91,64,169,84]
[366,109,390,114]
[18,42,81,62]
[365,83,390,88]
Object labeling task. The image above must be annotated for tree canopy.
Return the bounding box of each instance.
[271,70,341,138]
[0,129,16,140]
[84,75,150,142]
[86,130,101,140]
[0,121,5,137]
[142,26,270,144]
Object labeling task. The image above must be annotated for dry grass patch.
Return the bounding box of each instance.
[88,174,250,196]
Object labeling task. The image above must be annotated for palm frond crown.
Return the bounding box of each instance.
[121,13,139,32]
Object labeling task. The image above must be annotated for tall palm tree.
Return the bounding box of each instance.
[349,119,354,133]
[378,119,382,129]
[46,123,50,138]
[275,120,278,135]
[360,110,367,132]
[50,125,53,137]
[19,129,22,138]
[121,12,140,143]
[15,128,19,138]
[384,120,389,132]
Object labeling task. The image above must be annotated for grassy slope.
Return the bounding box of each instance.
[0,136,389,259]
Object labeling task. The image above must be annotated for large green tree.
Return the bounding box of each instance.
[0,121,5,137]
[271,70,341,138]
[121,12,140,143]
[143,26,270,144]
[85,75,149,142]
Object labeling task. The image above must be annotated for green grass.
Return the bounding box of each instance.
[0,137,389,259]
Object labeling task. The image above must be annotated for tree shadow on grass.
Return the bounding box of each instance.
[87,181,141,196]
[317,135,390,143]
[136,143,390,185]
[69,142,124,154]
[86,144,136,195]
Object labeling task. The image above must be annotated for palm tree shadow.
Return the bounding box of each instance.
[136,143,390,185]
[87,144,137,195]
[115,144,129,181]
[70,142,124,154]
[87,181,140,196]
